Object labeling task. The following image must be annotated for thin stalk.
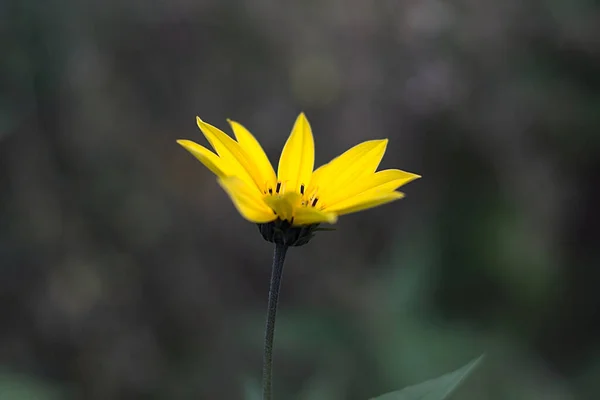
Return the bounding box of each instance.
[262,243,288,400]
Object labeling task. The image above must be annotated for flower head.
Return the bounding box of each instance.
[177,113,420,244]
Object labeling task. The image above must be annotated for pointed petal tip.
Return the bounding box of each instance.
[369,138,387,144]
[377,139,389,155]
[368,138,388,145]
[364,138,388,151]
[293,112,310,127]
[226,118,239,128]
[176,139,195,147]
[196,116,209,129]
[402,172,422,181]
[295,112,311,127]
[277,112,315,192]
[402,171,422,180]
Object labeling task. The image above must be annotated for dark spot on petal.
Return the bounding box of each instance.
[268,188,273,195]
[312,198,319,207]
[276,182,281,193]
[300,184,305,194]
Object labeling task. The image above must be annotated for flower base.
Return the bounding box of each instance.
[257,219,320,247]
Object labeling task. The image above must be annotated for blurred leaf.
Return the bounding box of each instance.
[296,357,349,400]
[369,355,483,400]
[0,372,64,400]
[242,378,262,400]
[297,374,345,400]
[371,233,483,385]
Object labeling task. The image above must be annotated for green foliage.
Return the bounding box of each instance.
[369,356,484,400]
[0,372,64,400]
[244,356,483,400]
[243,378,262,400]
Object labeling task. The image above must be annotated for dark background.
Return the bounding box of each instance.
[2,0,599,399]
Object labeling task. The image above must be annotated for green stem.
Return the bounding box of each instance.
[262,243,288,400]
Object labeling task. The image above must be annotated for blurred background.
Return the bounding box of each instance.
[2,0,600,399]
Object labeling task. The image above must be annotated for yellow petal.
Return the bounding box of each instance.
[326,191,405,215]
[227,119,277,191]
[217,177,276,223]
[197,117,263,193]
[293,207,338,225]
[324,169,421,207]
[263,192,301,222]
[277,113,315,194]
[308,139,388,200]
[177,139,227,178]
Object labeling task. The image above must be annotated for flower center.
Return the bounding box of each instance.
[263,181,321,209]
[301,186,321,208]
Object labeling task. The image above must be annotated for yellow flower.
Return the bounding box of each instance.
[177,113,420,227]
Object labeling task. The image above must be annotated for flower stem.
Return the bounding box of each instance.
[262,243,288,400]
